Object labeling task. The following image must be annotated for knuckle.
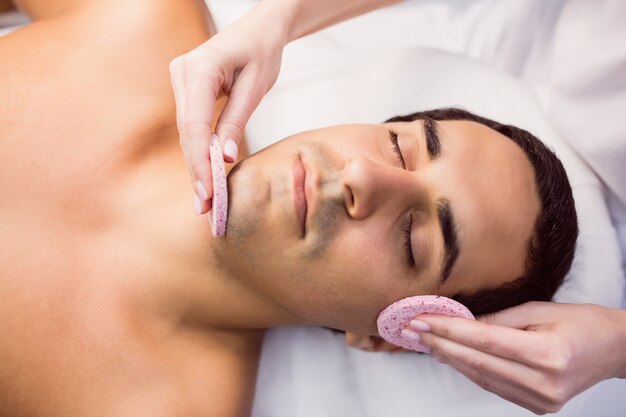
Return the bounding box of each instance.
[189,160,207,176]
[475,332,492,351]
[423,335,438,350]
[185,49,205,65]
[184,54,213,78]
[545,342,573,374]
[221,116,246,135]
[542,379,569,407]
[468,355,488,374]
[183,64,227,97]
[187,61,208,80]
[436,324,451,340]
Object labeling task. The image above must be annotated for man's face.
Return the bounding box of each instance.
[215,119,540,335]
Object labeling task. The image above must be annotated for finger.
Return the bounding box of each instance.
[182,123,213,207]
[181,58,223,202]
[193,193,211,216]
[172,57,213,215]
[478,301,553,329]
[170,56,199,187]
[414,315,551,366]
[345,332,371,350]
[216,66,267,163]
[434,352,553,415]
[419,330,548,397]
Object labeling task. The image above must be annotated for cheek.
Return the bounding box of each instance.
[321,228,407,302]
[303,239,411,334]
[326,226,437,315]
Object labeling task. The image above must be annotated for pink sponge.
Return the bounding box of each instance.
[209,134,228,238]
[377,295,474,352]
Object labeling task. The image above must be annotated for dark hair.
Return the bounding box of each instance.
[385,108,578,316]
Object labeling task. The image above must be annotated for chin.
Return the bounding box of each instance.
[223,160,266,241]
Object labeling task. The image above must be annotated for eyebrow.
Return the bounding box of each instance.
[420,119,459,283]
[437,199,460,283]
[422,117,442,160]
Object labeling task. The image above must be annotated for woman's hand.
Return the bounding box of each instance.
[402,301,626,414]
[169,6,286,214]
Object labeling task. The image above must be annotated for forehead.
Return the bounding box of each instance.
[416,120,540,293]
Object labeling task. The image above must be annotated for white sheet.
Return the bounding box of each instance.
[203,1,626,416]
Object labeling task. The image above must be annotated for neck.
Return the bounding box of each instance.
[135,144,303,334]
[182,235,303,331]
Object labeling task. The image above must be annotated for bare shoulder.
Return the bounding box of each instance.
[0,0,215,218]
[0,0,213,136]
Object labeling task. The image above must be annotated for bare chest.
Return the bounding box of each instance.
[0,263,260,417]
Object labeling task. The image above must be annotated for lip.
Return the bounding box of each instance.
[292,156,307,237]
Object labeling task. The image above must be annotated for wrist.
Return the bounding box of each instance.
[252,0,301,46]
[257,0,404,44]
[618,308,626,378]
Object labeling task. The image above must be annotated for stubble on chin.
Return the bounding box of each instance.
[223,159,264,242]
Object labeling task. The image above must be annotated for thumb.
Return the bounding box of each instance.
[478,301,552,330]
[216,66,267,163]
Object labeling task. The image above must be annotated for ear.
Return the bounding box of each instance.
[344,332,407,353]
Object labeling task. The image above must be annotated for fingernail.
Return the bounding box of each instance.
[410,320,432,332]
[415,344,432,354]
[400,329,421,342]
[193,194,201,216]
[401,329,431,353]
[195,180,208,201]
[223,138,238,163]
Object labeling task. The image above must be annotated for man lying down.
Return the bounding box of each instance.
[0,0,577,416]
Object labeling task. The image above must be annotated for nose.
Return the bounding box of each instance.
[341,156,428,219]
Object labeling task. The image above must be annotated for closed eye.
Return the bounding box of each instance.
[388,129,406,169]
[388,129,415,268]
